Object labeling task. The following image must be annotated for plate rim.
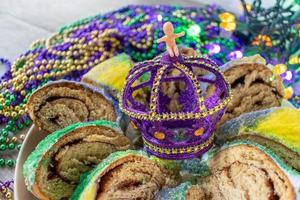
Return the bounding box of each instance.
[14,124,44,200]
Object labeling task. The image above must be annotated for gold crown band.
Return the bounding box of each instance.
[143,133,215,155]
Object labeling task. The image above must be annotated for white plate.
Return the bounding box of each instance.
[14,125,46,200]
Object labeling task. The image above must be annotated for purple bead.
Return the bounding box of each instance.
[206,43,221,54]
[226,50,243,60]
[281,70,296,85]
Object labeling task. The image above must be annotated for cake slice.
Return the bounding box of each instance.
[71,150,177,200]
[27,80,122,133]
[158,141,300,200]
[216,107,300,171]
[186,142,299,200]
[81,53,133,99]
[217,54,284,125]
[23,120,130,200]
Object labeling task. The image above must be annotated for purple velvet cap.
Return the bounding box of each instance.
[120,52,232,159]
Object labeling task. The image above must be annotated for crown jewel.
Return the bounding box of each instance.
[120,22,232,159]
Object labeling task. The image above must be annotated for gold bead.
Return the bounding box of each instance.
[20,90,26,96]
[43,72,50,78]
[6,191,12,198]
[70,66,76,71]
[12,137,18,143]
[56,71,62,76]
[28,61,34,66]
[20,134,26,140]
[76,65,82,70]
[22,76,28,82]
[26,69,32,74]
[11,112,17,118]
[39,65,45,70]
[15,105,20,111]
[18,109,25,115]
[37,74,43,80]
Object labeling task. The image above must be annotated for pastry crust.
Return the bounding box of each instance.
[23,122,130,200]
[186,144,295,200]
[218,63,283,125]
[71,153,177,200]
[27,80,118,133]
[97,155,176,199]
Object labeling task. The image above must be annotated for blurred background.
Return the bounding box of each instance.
[0,0,294,61]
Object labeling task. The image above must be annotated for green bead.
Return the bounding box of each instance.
[0,136,6,143]
[6,124,12,130]
[11,127,16,132]
[8,120,15,126]
[1,130,8,137]
[17,144,22,151]
[17,123,24,129]
[0,144,7,151]
[24,118,31,126]
[9,95,16,101]
[0,105,3,110]
[5,100,10,106]
[6,159,14,168]
[8,143,15,150]
[0,159,4,166]
[16,59,25,69]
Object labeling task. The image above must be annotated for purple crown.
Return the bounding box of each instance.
[120,23,232,159]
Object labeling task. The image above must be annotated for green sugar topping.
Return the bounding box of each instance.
[22,120,121,192]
